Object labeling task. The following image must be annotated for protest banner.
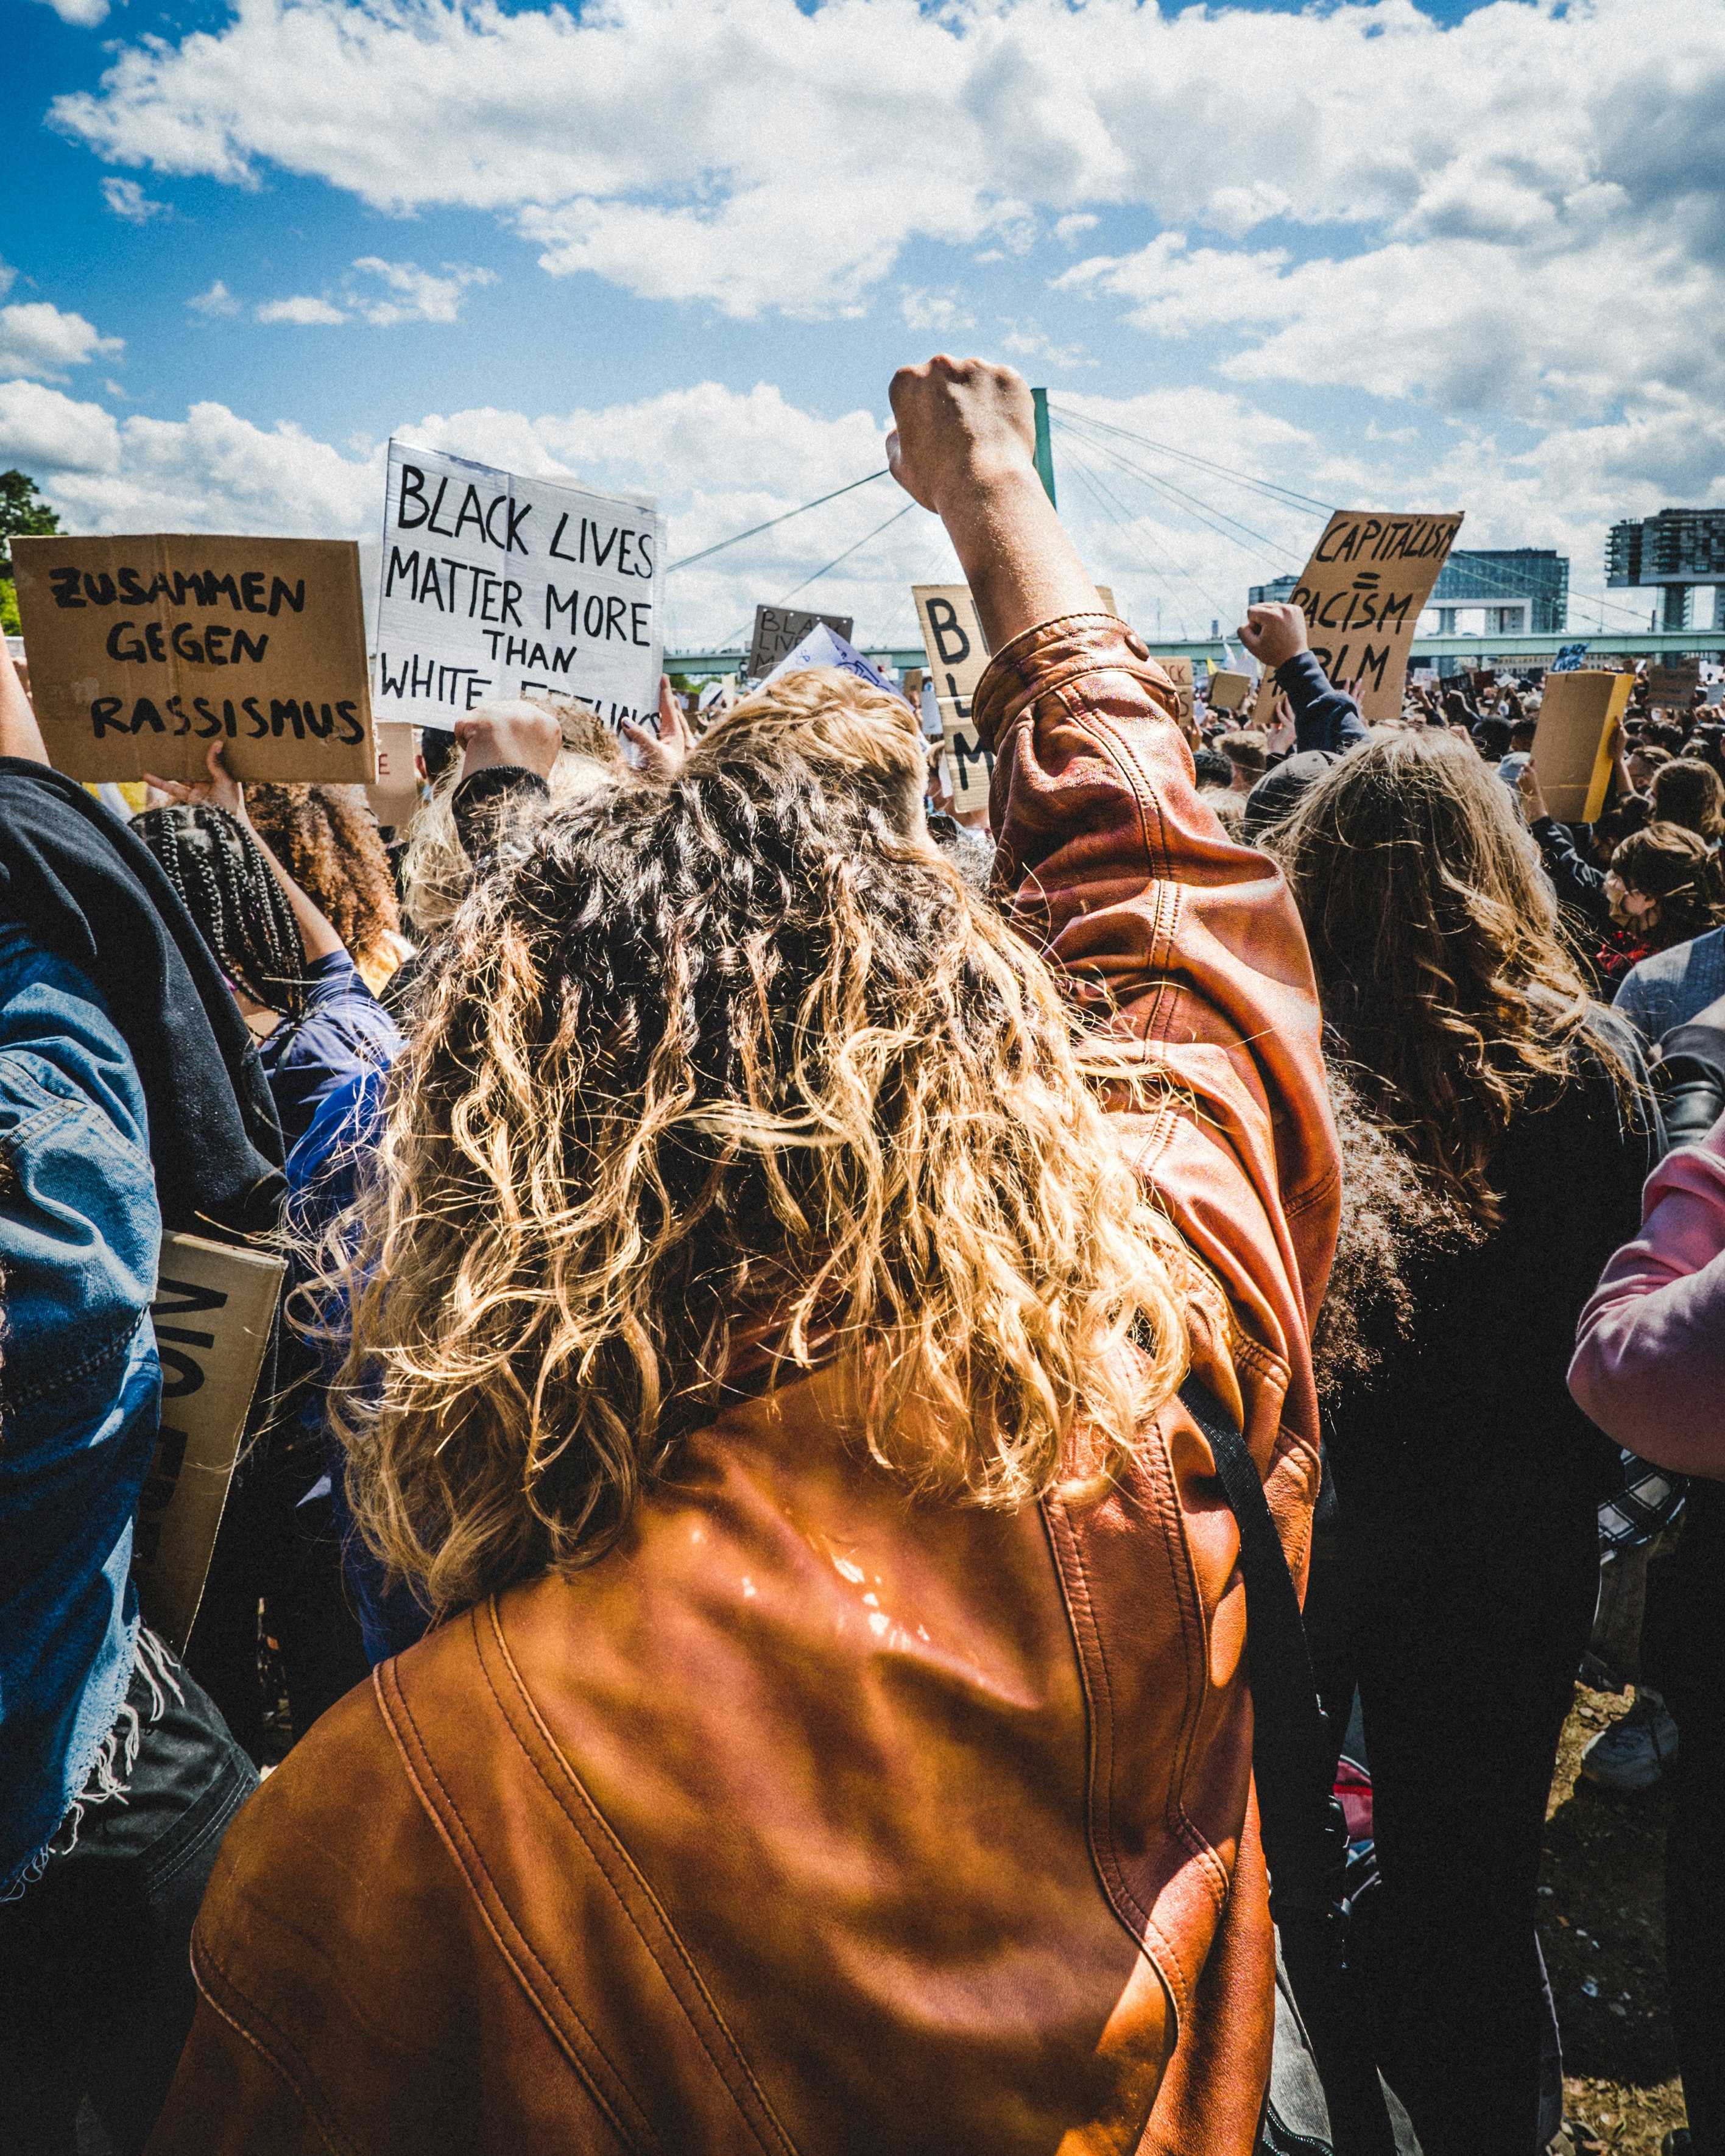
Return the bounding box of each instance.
[132,1233,286,1655]
[1288,509,1463,724]
[1208,669,1252,713]
[1552,643,1590,672]
[760,622,896,691]
[748,606,853,680]
[1532,670,1634,823]
[10,535,373,784]
[1647,658,1701,707]
[1146,654,1196,730]
[375,442,662,733]
[367,720,422,829]
[912,586,992,813]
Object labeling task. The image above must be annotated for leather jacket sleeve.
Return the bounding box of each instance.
[975,613,1339,1534]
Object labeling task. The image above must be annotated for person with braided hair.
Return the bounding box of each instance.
[136,744,401,1152]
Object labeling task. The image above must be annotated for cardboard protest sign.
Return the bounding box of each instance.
[376,442,662,733]
[748,606,853,680]
[1288,510,1463,724]
[1208,669,1252,713]
[367,720,422,830]
[1647,658,1701,707]
[911,585,992,814]
[1531,671,1634,823]
[1145,653,1195,730]
[760,621,897,691]
[11,535,373,784]
[132,1233,286,1655]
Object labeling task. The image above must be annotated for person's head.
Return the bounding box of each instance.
[1509,717,1537,752]
[1648,758,1725,843]
[1626,743,1671,792]
[1592,787,1653,864]
[1471,716,1511,762]
[1218,730,1266,793]
[1273,731,1613,1224]
[1242,750,1337,840]
[1605,822,1725,948]
[1193,747,1234,790]
[398,700,626,941]
[697,667,928,837]
[244,783,404,970]
[1645,719,1685,754]
[132,803,308,1020]
[329,700,1188,1615]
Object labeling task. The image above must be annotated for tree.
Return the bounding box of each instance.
[0,470,61,576]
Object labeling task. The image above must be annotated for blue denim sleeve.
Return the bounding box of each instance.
[0,923,163,1893]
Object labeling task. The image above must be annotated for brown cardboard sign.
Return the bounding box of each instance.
[1146,653,1196,730]
[1288,510,1463,724]
[12,534,374,784]
[367,720,422,830]
[1208,669,1252,713]
[1646,658,1701,708]
[914,585,993,814]
[1532,670,1634,823]
[132,1232,286,1655]
[747,606,854,680]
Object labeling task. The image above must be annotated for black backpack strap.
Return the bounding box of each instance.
[1177,1376,1398,2156]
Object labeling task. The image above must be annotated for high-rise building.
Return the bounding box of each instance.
[1606,509,1725,632]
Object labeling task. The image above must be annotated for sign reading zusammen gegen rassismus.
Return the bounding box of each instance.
[12,534,373,784]
[1288,510,1464,724]
[375,442,663,731]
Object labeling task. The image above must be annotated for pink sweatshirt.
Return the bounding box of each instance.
[1570,1107,1725,1477]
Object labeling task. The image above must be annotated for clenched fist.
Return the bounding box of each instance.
[887,356,1039,515]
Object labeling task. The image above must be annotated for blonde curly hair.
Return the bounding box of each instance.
[325,670,1187,1616]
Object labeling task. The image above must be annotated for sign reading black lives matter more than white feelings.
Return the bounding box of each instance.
[747,606,853,681]
[11,535,373,784]
[376,442,663,731]
[1289,509,1464,725]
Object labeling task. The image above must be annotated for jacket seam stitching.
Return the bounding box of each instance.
[477,1598,798,2156]
[376,1652,657,2154]
[189,1931,356,2156]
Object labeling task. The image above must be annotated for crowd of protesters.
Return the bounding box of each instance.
[0,356,1720,2156]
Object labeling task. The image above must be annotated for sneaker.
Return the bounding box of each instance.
[1579,1689,1679,1791]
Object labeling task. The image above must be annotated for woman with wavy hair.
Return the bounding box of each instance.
[148,359,1339,2156]
[1276,731,1658,2156]
[244,781,414,996]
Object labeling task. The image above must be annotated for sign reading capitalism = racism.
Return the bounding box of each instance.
[376,442,663,731]
[1289,509,1464,724]
[11,535,373,784]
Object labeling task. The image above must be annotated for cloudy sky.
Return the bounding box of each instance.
[6,0,1721,650]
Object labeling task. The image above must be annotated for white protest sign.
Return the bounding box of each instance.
[376,442,662,732]
[760,621,897,691]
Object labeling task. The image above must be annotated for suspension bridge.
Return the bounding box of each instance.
[664,395,1725,680]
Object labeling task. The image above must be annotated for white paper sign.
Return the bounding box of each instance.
[760,622,897,691]
[376,442,663,732]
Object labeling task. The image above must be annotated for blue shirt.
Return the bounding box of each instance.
[0,923,161,1894]
[1612,926,1725,1042]
[259,949,401,1151]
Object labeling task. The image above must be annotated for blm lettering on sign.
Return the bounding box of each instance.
[375,442,663,732]
[12,535,373,783]
[1289,510,1464,724]
[914,584,995,811]
[748,606,853,680]
[132,1233,286,1655]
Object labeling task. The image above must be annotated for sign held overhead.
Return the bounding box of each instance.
[748,606,853,681]
[1289,509,1463,724]
[376,442,663,732]
[11,535,373,784]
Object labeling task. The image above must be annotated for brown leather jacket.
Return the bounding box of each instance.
[147,616,1338,2156]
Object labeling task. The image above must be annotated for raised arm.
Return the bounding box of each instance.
[891,356,1339,1504]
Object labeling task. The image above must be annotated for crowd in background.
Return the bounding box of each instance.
[1,358,1723,2156]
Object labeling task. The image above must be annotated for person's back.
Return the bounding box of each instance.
[1614,921,1725,1041]
[146,359,1339,2156]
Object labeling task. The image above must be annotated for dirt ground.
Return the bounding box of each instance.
[1544,1683,1688,2152]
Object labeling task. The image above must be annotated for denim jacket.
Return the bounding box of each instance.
[0,921,161,1895]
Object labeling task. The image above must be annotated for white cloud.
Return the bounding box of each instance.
[900,288,975,334]
[0,379,120,474]
[101,176,167,222]
[347,257,494,325]
[256,294,349,325]
[1053,213,1098,247]
[32,0,107,25]
[253,258,495,328]
[188,280,241,318]
[0,271,123,380]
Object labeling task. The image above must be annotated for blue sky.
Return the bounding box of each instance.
[7,0,1723,648]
